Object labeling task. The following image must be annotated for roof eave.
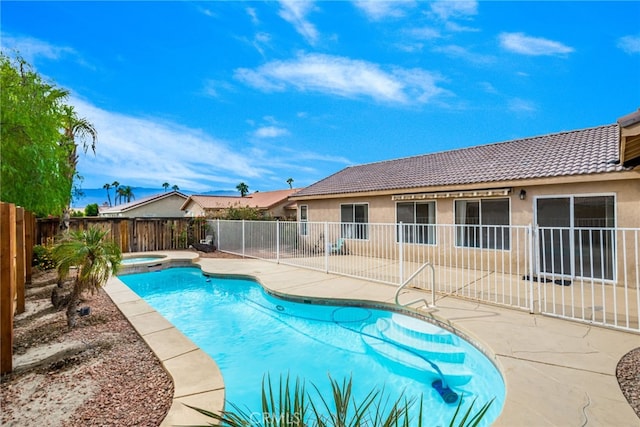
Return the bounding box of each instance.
[291,170,639,201]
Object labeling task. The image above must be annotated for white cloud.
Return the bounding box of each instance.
[278,0,319,45]
[246,7,259,25]
[508,98,537,114]
[253,126,290,138]
[617,35,640,55]
[234,53,445,105]
[444,21,480,33]
[479,82,498,94]
[352,0,415,21]
[72,98,268,191]
[70,98,350,191]
[1,33,78,64]
[430,1,478,21]
[202,79,234,98]
[407,27,441,40]
[434,45,495,65]
[499,32,574,56]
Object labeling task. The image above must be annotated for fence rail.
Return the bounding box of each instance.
[212,219,639,333]
[36,217,210,253]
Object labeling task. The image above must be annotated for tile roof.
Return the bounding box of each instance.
[294,123,628,198]
[182,188,300,210]
[99,191,188,213]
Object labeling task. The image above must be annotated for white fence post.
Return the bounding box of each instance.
[399,222,404,285]
[324,222,329,273]
[241,219,245,258]
[276,220,280,264]
[528,223,535,313]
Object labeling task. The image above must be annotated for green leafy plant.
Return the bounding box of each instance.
[186,375,494,427]
[84,203,99,216]
[32,244,56,270]
[52,227,121,327]
[225,206,263,220]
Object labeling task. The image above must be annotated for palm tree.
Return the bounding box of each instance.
[115,187,124,205]
[171,184,179,191]
[121,186,135,203]
[103,183,112,206]
[52,227,122,328]
[162,182,170,192]
[287,177,294,189]
[61,105,97,170]
[59,106,97,228]
[236,182,249,197]
[112,181,120,205]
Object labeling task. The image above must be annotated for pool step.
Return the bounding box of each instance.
[361,323,472,386]
[375,319,466,363]
[389,314,456,344]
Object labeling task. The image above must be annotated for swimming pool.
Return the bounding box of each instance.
[120,267,505,425]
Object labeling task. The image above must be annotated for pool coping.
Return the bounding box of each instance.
[105,251,640,426]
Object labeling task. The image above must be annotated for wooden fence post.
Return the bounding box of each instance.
[15,207,26,314]
[24,210,35,285]
[1,202,16,374]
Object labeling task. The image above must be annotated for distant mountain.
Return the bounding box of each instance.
[71,187,238,208]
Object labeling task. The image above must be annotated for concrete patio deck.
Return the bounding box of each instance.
[105,251,639,426]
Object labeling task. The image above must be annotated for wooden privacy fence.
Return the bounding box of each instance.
[36,217,209,253]
[1,202,36,374]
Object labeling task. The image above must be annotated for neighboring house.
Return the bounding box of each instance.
[290,110,640,283]
[99,191,189,218]
[181,188,299,220]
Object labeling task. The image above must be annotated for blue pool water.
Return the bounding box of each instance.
[120,267,505,425]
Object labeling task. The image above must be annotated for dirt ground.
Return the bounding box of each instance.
[1,250,637,425]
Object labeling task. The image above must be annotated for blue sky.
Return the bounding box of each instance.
[2,1,639,197]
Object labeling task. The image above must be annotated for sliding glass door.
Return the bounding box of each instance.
[536,195,615,280]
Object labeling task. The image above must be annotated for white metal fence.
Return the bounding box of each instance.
[210,220,639,333]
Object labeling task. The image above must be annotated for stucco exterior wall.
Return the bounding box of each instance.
[118,194,187,218]
[183,201,206,217]
[298,177,640,228]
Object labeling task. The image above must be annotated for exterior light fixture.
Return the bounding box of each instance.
[519,189,527,200]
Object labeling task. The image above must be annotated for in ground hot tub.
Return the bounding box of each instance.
[119,254,168,274]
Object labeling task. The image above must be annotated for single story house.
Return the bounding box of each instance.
[181,188,299,220]
[99,191,189,218]
[290,110,640,284]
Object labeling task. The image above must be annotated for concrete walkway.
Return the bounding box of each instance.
[105,252,639,426]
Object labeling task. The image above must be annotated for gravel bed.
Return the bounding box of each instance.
[1,272,174,426]
[617,346,640,418]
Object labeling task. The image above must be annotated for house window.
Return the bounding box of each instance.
[340,203,368,240]
[455,198,510,249]
[396,201,436,244]
[299,205,308,236]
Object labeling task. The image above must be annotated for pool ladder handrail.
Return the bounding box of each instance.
[395,262,436,309]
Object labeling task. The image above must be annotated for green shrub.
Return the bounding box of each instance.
[187,375,494,427]
[32,244,56,270]
[84,203,99,216]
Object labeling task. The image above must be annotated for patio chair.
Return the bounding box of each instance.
[329,238,347,255]
[200,235,213,245]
